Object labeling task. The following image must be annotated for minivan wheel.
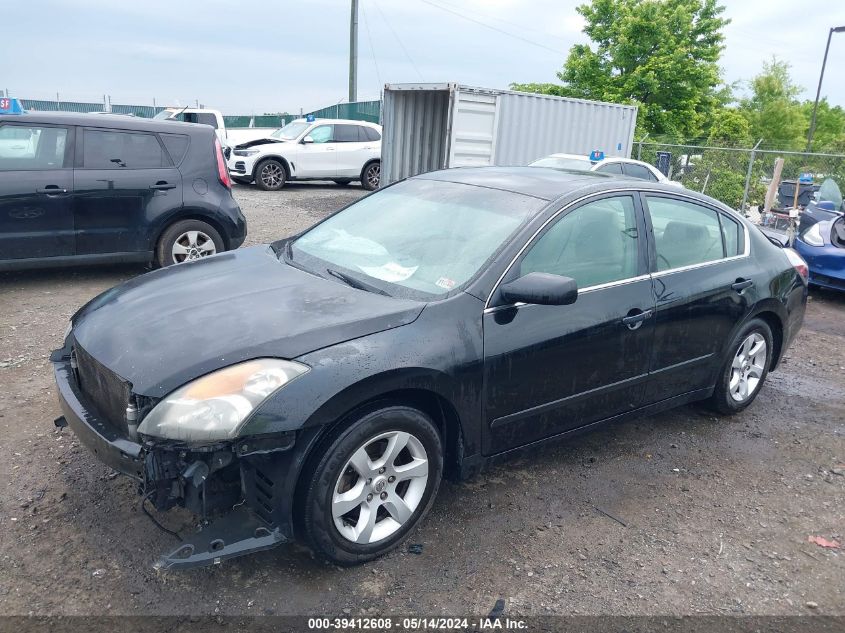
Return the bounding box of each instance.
[156,219,224,268]
[361,161,380,191]
[709,318,773,415]
[255,159,287,191]
[302,406,443,565]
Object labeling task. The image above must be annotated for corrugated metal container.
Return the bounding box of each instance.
[381,83,638,185]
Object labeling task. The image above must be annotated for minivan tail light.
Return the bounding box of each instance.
[214,138,231,189]
[784,248,809,282]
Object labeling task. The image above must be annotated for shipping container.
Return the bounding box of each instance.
[381,83,638,185]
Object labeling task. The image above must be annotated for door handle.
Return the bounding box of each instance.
[149,182,176,190]
[36,186,68,195]
[731,279,754,293]
[622,309,653,330]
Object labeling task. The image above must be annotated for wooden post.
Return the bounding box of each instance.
[764,158,784,213]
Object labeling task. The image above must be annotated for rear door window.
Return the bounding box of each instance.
[363,127,381,142]
[334,125,361,142]
[83,129,166,169]
[646,196,725,271]
[0,124,69,170]
[595,162,623,175]
[623,163,657,181]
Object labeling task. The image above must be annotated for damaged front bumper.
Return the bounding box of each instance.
[52,355,292,570]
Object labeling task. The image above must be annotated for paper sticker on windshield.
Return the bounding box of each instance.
[359,262,418,283]
[435,277,456,290]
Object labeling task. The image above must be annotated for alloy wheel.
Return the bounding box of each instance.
[171,230,216,263]
[365,163,380,189]
[332,430,429,544]
[729,332,767,402]
[260,163,284,188]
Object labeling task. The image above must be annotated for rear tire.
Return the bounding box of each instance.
[708,318,773,415]
[255,159,287,191]
[301,406,443,566]
[361,161,380,191]
[155,219,224,268]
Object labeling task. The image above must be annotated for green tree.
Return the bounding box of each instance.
[740,58,807,149]
[802,99,845,153]
[511,0,729,139]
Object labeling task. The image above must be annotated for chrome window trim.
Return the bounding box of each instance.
[483,187,752,311]
[652,252,748,278]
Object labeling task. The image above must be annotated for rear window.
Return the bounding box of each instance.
[334,124,361,142]
[160,133,190,164]
[83,129,166,169]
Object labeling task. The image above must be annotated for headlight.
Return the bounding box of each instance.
[800,222,825,247]
[137,359,309,442]
[233,149,259,157]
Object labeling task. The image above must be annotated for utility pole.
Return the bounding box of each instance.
[349,0,359,103]
[806,26,845,152]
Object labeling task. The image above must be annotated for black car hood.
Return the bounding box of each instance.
[71,246,424,396]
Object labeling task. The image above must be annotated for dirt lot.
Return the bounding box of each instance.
[0,182,843,617]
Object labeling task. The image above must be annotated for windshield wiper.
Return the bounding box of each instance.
[325,268,390,296]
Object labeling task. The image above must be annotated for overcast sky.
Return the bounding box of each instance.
[5,0,845,114]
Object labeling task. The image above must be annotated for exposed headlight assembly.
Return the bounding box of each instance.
[137,359,309,442]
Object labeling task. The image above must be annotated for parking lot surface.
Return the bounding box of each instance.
[0,183,843,616]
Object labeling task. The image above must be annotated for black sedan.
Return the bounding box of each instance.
[51,167,808,568]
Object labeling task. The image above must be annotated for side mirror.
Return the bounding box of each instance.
[499,272,578,306]
[301,135,314,144]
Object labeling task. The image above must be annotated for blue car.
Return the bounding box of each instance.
[793,215,845,291]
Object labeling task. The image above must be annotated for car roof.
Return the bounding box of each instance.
[415,166,726,208]
[546,153,591,161]
[291,118,381,128]
[0,112,211,134]
[417,166,619,200]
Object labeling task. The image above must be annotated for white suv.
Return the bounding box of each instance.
[227,118,382,191]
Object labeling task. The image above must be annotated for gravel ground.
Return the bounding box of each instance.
[0,182,843,617]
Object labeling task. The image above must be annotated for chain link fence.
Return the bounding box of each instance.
[634,140,845,214]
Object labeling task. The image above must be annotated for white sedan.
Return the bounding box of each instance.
[227,118,382,191]
[530,153,682,186]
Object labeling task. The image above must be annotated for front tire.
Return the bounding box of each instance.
[155,219,224,268]
[255,159,287,191]
[302,406,443,565]
[361,161,380,191]
[708,318,773,415]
